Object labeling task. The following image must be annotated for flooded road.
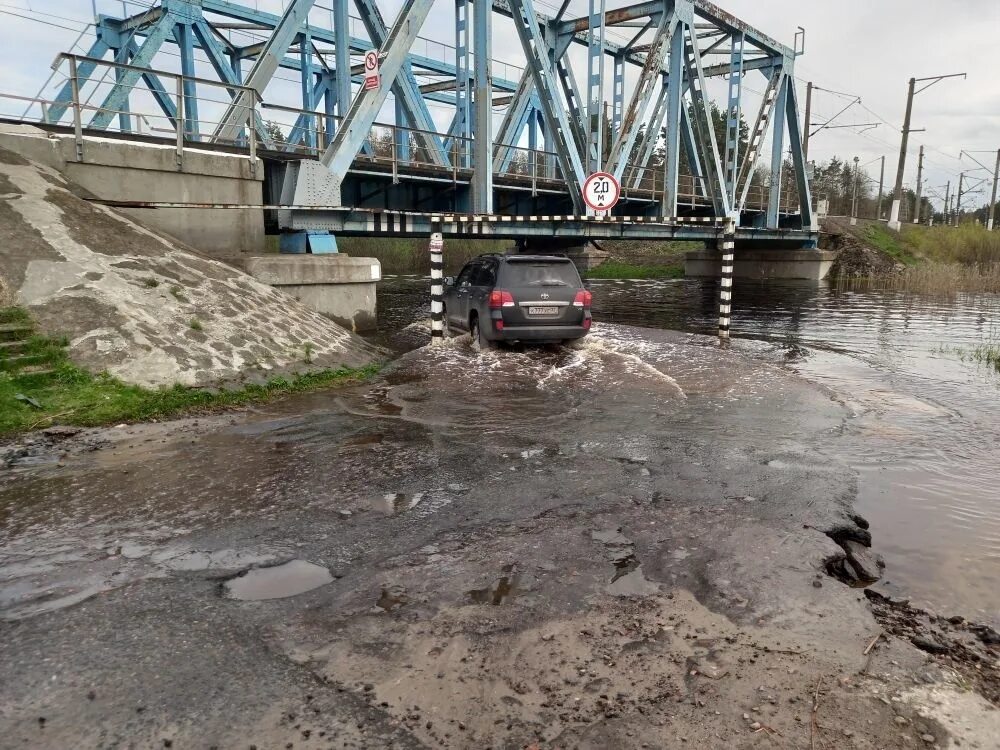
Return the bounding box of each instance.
[383,275,1000,625]
[1,278,999,747]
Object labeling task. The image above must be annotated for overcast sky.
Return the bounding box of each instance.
[0,0,996,210]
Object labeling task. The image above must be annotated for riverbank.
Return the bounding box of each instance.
[824,218,1000,293]
[2,326,997,747]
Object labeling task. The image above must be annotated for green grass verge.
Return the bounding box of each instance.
[1,363,379,435]
[0,318,380,435]
[861,224,919,266]
[584,261,685,280]
[0,306,31,325]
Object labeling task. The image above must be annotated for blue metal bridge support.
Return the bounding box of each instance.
[37,0,816,243]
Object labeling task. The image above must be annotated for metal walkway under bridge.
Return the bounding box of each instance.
[16,0,816,246]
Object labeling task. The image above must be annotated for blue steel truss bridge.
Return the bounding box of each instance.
[6,0,816,246]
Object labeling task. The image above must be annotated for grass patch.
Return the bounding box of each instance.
[584,261,684,280]
[1,360,380,435]
[861,224,919,266]
[189,318,203,331]
[170,285,189,303]
[144,278,159,288]
[0,305,30,325]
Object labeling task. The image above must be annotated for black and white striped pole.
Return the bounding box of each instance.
[429,231,444,344]
[718,217,736,341]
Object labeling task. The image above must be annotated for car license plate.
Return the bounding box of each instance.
[529,306,558,316]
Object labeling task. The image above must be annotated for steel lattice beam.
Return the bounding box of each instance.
[354,0,449,167]
[320,0,436,178]
[606,9,673,181]
[737,66,782,212]
[507,0,586,210]
[681,14,730,217]
[213,0,316,143]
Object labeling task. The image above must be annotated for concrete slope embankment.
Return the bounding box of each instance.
[0,146,379,387]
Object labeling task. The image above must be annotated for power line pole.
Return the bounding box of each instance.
[913,145,924,224]
[990,149,1000,231]
[889,77,916,231]
[888,72,966,231]
[956,172,965,225]
[851,156,860,226]
[803,81,813,162]
[877,155,885,220]
[943,180,950,226]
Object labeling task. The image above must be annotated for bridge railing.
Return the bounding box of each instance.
[18,54,262,171]
[256,99,565,193]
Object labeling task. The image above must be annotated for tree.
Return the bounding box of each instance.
[264,120,286,145]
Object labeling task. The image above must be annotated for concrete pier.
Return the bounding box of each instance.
[685,248,837,281]
[240,255,381,332]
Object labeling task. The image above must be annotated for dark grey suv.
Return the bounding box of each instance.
[442,254,592,349]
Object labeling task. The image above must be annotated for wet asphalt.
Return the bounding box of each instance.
[0,325,916,748]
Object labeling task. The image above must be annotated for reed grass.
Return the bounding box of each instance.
[837,262,1000,295]
[969,344,1000,371]
[904,224,1000,266]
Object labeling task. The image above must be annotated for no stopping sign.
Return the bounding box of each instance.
[582,172,620,211]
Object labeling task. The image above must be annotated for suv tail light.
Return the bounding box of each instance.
[489,289,515,309]
[573,289,593,308]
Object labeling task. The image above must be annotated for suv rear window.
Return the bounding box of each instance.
[501,259,581,287]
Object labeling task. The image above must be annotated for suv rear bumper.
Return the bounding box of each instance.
[488,323,590,343]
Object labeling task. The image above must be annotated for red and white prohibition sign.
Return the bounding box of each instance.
[363,50,380,91]
[582,171,621,212]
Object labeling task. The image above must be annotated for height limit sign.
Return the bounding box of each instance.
[363,50,380,91]
[582,172,620,213]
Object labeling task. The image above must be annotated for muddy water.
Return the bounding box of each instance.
[379,275,1000,624]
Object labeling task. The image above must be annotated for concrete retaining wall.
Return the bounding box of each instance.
[240,255,382,332]
[0,125,264,258]
[685,249,837,281]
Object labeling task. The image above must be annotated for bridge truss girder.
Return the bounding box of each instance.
[42,0,813,231]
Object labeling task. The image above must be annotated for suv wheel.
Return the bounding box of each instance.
[470,316,491,351]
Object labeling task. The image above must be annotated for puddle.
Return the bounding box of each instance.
[606,566,660,596]
[222,560,333,601]
[591,527,641,581]
[339,432,385,449]
[374,492,424,514]
[591,528,632,546]
[611,552,641,581]
[153,548,277,572]
[468,565,520,605]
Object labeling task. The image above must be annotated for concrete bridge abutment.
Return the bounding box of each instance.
[0,125,265,258]
[685,247,837,281]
